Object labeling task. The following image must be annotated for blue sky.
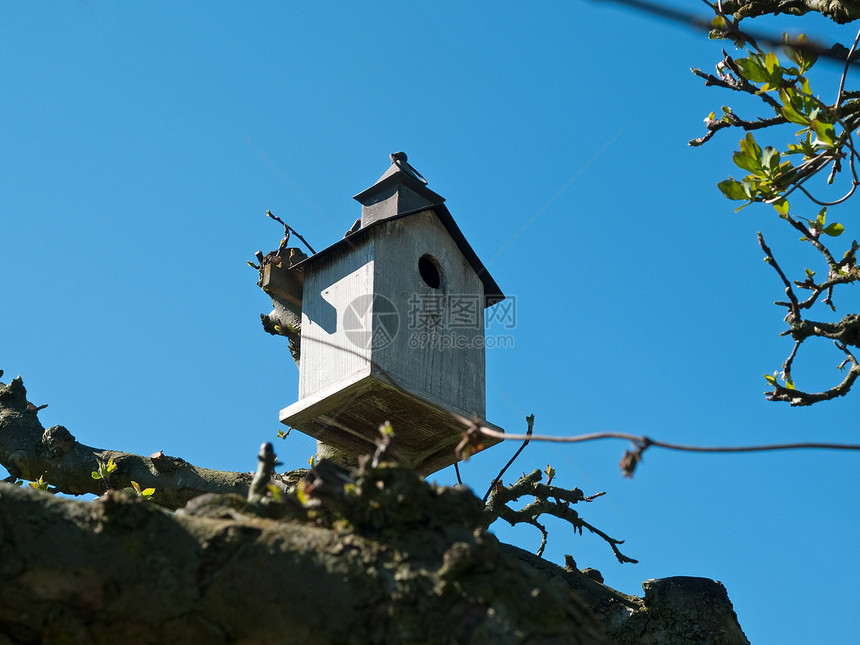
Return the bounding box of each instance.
[2,2,858,642]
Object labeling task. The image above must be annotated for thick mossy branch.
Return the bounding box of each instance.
[0,467,613,644]
[0,376,254,510]
[483,469,637,564]
[719,0,860,23]
[788,313,860,344]
[0,459,751,644]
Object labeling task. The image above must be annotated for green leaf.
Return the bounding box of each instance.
[739,133,762,162]
[823,223,844,237]
[765,51,779,73]
[805,268,816,279]
[800,77,812,95]
[735,56,768,83]
[764,374,777,385]
[798,35,817,72]
[718,178,749,200]
[784,44,801,68]
[780,97,810,125]
[785,379,796,390]
[762,146,780,173]
[91,471,101,480]
[784,34,817,72]
[773,199,790,215]
[813,120,836,146]
[733,151,761,174]
[296,483,309,505]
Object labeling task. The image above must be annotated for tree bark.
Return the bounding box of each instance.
[720,0,860,23]
[0,377,750,644]
[0,481,610,645]
[0,473,750,644]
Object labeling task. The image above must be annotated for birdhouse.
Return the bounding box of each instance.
[276,153,505,475]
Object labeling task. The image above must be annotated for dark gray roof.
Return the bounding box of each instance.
[294,156,504,306]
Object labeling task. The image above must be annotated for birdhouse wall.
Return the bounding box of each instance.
[368,210,486,419]
[295,209,488,423]
[297,239,375,399]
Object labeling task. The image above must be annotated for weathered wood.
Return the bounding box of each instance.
[282,208,504,473]
[260,262,303,307]
[281,369,502,475]
[280,157,506,475]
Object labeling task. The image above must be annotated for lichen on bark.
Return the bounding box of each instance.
[720,0,860,23]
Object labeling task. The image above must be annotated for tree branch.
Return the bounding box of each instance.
[483,468,638,563]
[482,413,534,503]
[0,375,255,510]
[718,0,860,24]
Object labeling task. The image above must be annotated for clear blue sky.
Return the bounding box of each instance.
[2,3,858,642]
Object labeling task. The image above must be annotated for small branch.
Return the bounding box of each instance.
[758,232,800,318]
[600,0,860,32]
[768,343,860,405]
[791,262,860,312]
[782,339,802,383]
[835,28,860,106]
[248,441,278,501]
[484,468,637,563]
[266,209,316,255]
[690,110,785,146]
[786,314,860,346]
[793,179,859,207]
[578,516,639,565]
[482,414,534,503]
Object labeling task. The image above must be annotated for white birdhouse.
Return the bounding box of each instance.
[276,153,505,475]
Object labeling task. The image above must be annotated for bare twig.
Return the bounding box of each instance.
[482,413,534,503]
[248,441,278,502]
[453,461,463,486]
[836,26,860,107]
[767,343,860,404]
[266,209,317,255]
[758,232,800,318]
[484,468,637,563]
